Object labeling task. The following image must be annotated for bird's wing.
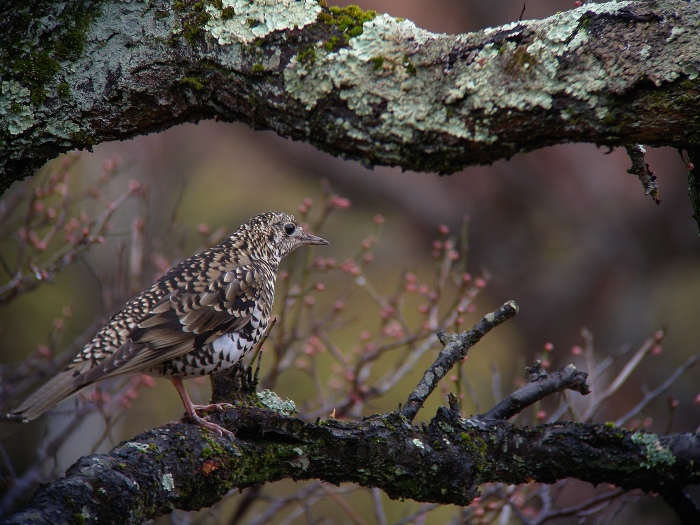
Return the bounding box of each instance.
[74,265,262,386]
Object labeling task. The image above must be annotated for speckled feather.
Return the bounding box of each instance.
[9,212,328,425]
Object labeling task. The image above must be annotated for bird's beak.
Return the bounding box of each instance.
[300,231,330,246]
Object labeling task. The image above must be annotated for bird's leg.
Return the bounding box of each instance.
[170,377,234,438]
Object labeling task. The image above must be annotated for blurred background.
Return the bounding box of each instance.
[1,1,699,523]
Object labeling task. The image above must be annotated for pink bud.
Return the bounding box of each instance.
[331,195,351,209]
[128,179,141,194]
[36,344,52,358]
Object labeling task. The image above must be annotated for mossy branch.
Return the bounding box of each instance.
[3,394,699,524]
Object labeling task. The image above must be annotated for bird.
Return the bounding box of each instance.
[7,211,329,438]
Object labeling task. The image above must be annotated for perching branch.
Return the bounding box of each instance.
[2,1,700,192]
[4,381,699,525]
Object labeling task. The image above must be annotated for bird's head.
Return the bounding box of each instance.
[238,211,329,262]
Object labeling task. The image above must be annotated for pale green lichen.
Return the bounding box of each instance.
[631,432,676,469]
[285,14,486,143]
[161,472,175,491]
[45,119,81,139]
[284,2,699,149]
[0,81,35,135]
[257,389,297,415]
[667,26,685,43]
[206,0,321,45]
[125,442,151,453]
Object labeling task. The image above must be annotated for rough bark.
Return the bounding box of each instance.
[2,0,700,192]
[3,404,699,525]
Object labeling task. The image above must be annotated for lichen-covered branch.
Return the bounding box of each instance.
[3,398,699,525]
[2,1,700,192]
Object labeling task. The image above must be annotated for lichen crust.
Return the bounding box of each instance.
[206,0,322,45]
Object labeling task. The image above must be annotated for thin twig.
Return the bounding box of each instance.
[615,353,700,427]
[480,362,590,421]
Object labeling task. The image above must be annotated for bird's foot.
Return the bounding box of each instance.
[185,411,235,439]
[192,402,235,413]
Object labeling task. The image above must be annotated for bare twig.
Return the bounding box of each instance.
[615,353,700,427]
[582,330,665,422]
[480,362,590,421]
[400,300,519,421]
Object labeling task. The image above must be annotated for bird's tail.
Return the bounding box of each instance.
[6,366,89,422]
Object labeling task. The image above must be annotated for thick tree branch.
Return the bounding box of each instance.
[2,1,700,191]
[4,393,699,525]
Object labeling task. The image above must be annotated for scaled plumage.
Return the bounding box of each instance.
[8,212,328,437]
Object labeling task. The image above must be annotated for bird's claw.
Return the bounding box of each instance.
[183,411,235,439]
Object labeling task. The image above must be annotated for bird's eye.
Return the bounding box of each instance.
[284,223,296,235]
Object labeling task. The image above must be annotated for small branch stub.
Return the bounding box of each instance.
[625,144,661,205]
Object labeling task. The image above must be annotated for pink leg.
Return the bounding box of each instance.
[170,377,234,438]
